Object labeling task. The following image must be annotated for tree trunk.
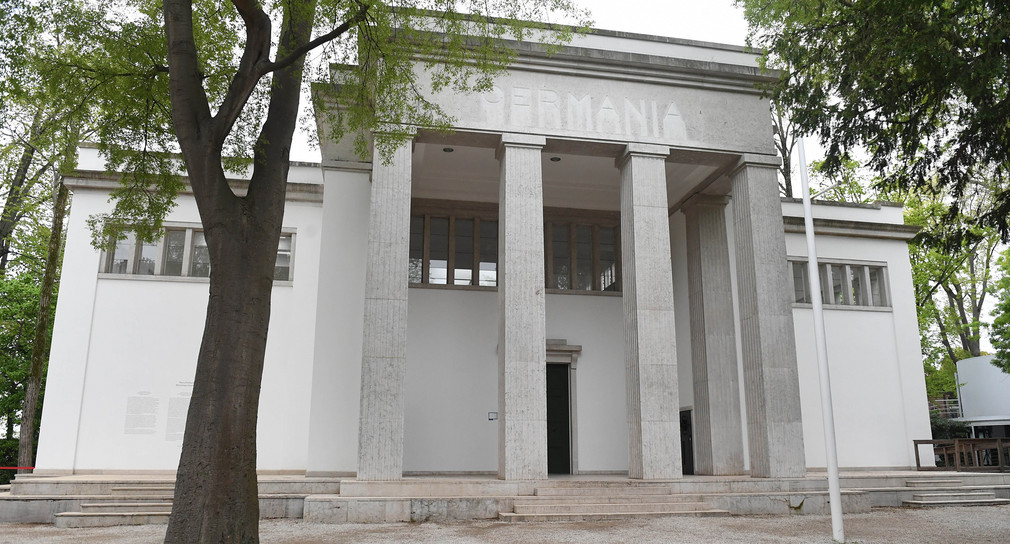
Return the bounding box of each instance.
[0,113,42,277]
[163,190,278,542]
[17,181,68,473]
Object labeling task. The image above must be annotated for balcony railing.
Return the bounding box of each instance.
[929,398,962,419]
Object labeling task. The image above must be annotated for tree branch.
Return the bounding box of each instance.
[261,3,371,76]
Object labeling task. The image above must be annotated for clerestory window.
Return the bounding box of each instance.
[102,226,294,281]
[408,201,621,293]
[790,259,889,308]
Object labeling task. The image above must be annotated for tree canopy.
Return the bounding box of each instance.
[737,1,1010,238]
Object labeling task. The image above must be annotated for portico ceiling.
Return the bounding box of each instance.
[410,137,735,213]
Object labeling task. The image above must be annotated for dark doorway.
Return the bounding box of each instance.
[680,409,694,476]
[546,364,571,474]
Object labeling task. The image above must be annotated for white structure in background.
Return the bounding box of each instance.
[33,28,933,478]
[956,356,1010,438]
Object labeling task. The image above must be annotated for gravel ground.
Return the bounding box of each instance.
[2,506,1009,544]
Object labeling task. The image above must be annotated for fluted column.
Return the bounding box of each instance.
[731,157,806,478]
[497,133,548,480]
[357,135,413,481]
[619,143,682,480]
[684,195,745,475]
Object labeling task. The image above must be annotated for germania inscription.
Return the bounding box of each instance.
[480,84,688,141]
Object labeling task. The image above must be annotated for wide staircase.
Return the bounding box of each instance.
[54,482,174,528]
[499,482,728,522]
[902,478,1010,508]
[2,475,335,527]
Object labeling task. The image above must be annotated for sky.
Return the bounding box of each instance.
[572,0,749,46]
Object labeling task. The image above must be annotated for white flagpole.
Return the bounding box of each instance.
[797,138,844,542]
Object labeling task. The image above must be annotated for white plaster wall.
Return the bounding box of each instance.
[35,189,106,473]
[305,168,371,475]
[401,290,628,473]
[403,289,499,473]
[785,231,932,469]
[544,294,626,473]
[669,212,694,411]
[35,187,322,473]
[957,356,1010,422]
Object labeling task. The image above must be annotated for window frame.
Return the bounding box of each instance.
[99,222,296,283]
[789,257,891,310]
[408,200,622,294]
[410,200,499,289]
[544,207,621,294]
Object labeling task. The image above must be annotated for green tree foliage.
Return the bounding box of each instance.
[808,157,877,204]
[930,413,971,440]
[988,249,1010,373]
[905,192,997,363]
[737,1,1010,238]
[0,274,53,442]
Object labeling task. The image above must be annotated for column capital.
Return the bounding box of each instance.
[616,143,670,169]
[496,133,546,160]
[680,193,730,212]
[728,153,781,177]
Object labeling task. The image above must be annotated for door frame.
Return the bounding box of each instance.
[547,339,581,475]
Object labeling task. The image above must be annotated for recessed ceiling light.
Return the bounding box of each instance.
[549,156,561,162]
[442,147,454,153]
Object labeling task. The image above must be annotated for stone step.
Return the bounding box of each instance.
[911,491,996,501]
[110,486,174,496]
[53,511,171,528]
[905,479,961,488]
[80,502,173,513]
[902,498,1010,508]
[534,486,670,497]
[513,501,711,515]
[516,494,702,504]
[499,509,730,522]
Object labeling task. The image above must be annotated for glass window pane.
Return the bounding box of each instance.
[163,230,186,276]
[429,217,449,285]
[869,267,886,306]
[599,227,618,291]
[849,266,866,306]
[479,220,497,287]
[792,261,808,303]
[551,224,570,289]
[830,264,845,304]
[575,225,593,290]
[275,234,292,281]
[137,239,159,275]
[454,218,474,285]
[409,216,424,284]
[109,234,134,274]
[191,232,211,277]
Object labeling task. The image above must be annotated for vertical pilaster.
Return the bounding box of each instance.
[731,158,806,478]
[357,136,413,481]
[683,195,745,475]
[497,133,548,480]
[619,143,682,480]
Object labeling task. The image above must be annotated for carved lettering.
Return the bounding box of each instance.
[662,102,688,141]
[624,98,647,138]
[595,96,621,135]
[510,86,533,127]
[479,83,688,142]
[481,86,505,127]
[567,93,593,132]
[537,89,561,129]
